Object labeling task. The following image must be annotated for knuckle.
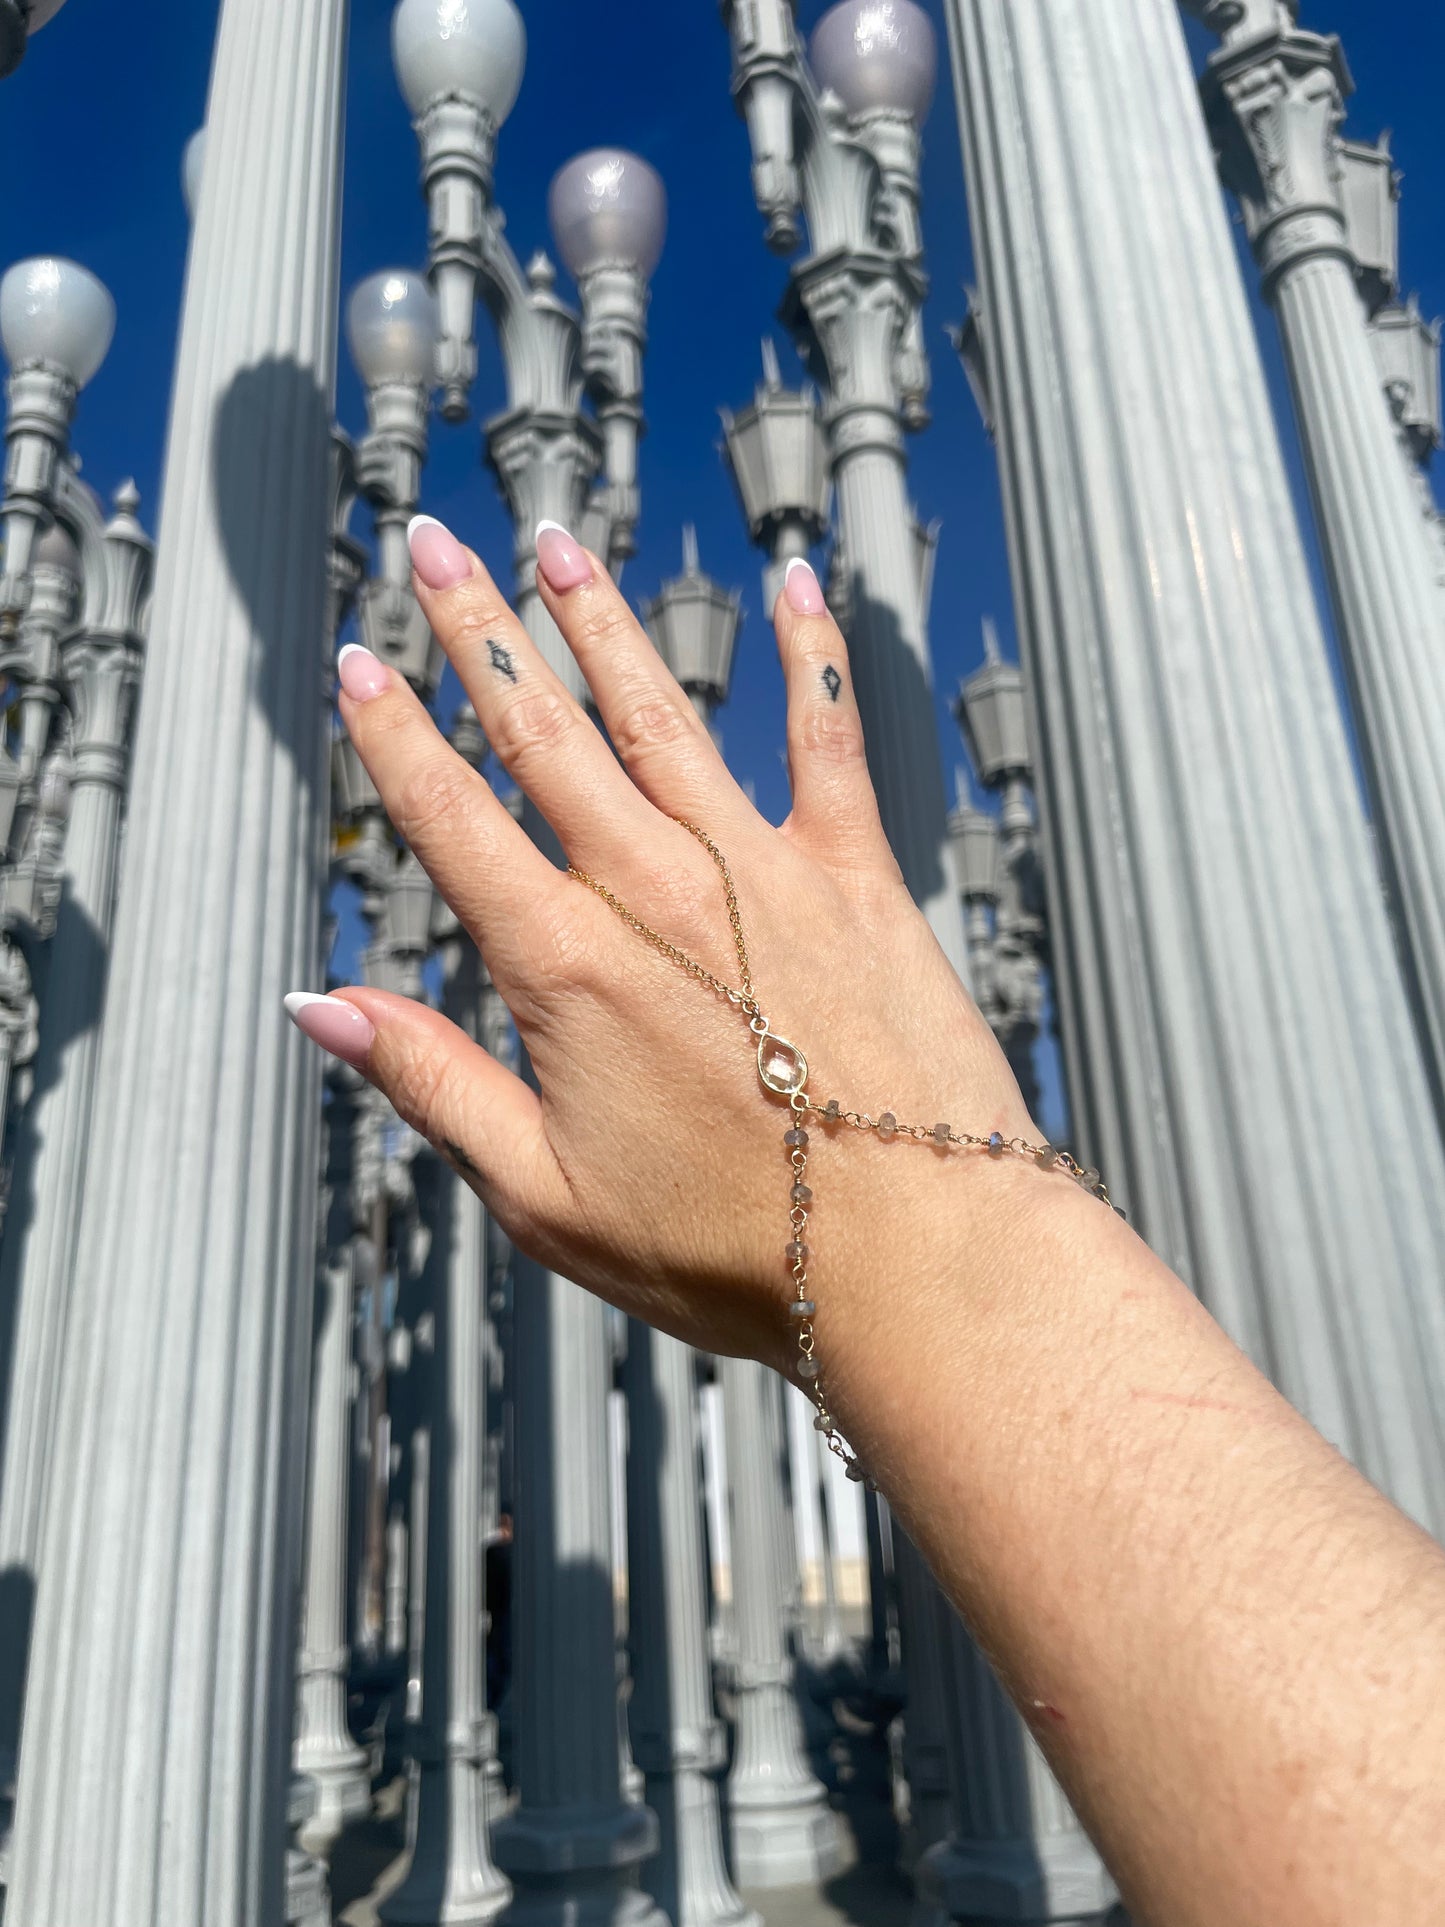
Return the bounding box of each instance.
[393,756,478,845]
[607,694,697,764]
[571,597,640,663]
[796,702,867,767]
[489,690,577,768]
[444,584,516,647]
[392,1033,468,1141]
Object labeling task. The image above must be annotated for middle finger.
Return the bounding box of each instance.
[407,514,660,869]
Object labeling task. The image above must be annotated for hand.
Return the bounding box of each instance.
[293,517,1030,1372]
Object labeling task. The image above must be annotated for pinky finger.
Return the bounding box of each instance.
[284,988,564,1231]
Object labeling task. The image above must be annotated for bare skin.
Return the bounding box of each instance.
[307,522,1445,1927]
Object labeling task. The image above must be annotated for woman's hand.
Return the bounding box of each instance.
[292,515,1029,1370]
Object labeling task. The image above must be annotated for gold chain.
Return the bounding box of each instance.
[570,819,1120,1486]
[570,820,756,1011]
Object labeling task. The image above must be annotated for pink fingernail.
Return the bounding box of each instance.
[535,520,594,594]
[784,558,826,615]
[285,992,376,1068]
[408,514,473,591]
[337,644,390,704]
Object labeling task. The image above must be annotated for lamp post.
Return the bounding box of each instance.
[0,257,115,636]
[294,1060,374,1854]
[348,269,444,690]
[6,0,351,1916]
[647,536,840,1884]
[723,0,969,978]
[382,754,511,1927]
[954,629,1046,1122]
[0,474,150,1819]
[392,11,667,1922]
[630,536,763,1924]
[947,773,1000,1033]
[0,0,66,81]
[1189,8,1445,1123]
[943,0,1445,1546]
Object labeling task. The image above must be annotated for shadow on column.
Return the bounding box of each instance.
[213,356,334,784]
[848,584,953,916]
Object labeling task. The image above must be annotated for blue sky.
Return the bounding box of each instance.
[4,0,1442,1137]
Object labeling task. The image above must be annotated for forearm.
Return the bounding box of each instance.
[825,1163,1445,1926]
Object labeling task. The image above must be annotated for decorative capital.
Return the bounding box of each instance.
[788,252,914,456]
[61,637,139,778]
[1182,0,1297,49]
[1202,30,1353,294]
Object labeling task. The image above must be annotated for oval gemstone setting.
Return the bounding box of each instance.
[757,1032,808,1096]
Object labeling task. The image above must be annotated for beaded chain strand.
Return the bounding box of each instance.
[570,820,1121,1484]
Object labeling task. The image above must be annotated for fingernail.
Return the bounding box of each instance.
[408,514,473,592]
[784,557,826,615]
[535,520,594,594]
[337,643,390,704]
[285,991,376,1069]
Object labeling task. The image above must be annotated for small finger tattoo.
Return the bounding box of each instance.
[443,1139,486,1187]
[822,664,843,703]
[487,640,519,684]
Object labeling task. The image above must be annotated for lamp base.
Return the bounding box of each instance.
[0,1,26,80]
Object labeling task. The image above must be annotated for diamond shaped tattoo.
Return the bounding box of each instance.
[822,663,842,703]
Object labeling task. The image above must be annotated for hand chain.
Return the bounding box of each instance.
[569,820,1122,1486]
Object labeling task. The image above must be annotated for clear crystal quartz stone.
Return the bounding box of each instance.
[757,1032,808,1095]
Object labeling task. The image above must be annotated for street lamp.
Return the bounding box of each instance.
[0,257,115,635]
[954,624,1047,1117]
[642,526,742,725]
[182,129,208,219]
[345,267,444,694]
[0,0,67,80]
[809,0,937,121]
[724,0,965,993]
[394,0,665,611]
[721,339,832,611]
[391,0,527,421]
[549,148,667,561]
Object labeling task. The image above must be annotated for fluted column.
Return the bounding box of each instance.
[719,1356,843,1887]
[945,0,1445,1518]
[625,1325,760,1927]
[1194,22,1445,1122]
[794,259,969,978]
[915,1599,1117,1925]
[293,1073,372,1852]
[0,623,139,1782]
[383,947,510,1927]
[7,0,346,1918]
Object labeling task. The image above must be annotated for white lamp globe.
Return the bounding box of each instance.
[346,271,440,388]
[0,257,116,388]
[548,151,667,282]
[182,129,207,219]
[32,517,81,583]
[809,0,938,124]
[391,0,526,123]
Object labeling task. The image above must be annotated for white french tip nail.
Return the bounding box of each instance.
[284,991,335,1018]
[535,519,570,541]
[337,642,366,669]
[408,514,444,544]
[785,557,814,580]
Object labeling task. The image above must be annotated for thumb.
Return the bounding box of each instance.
[285,986,561,1228]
